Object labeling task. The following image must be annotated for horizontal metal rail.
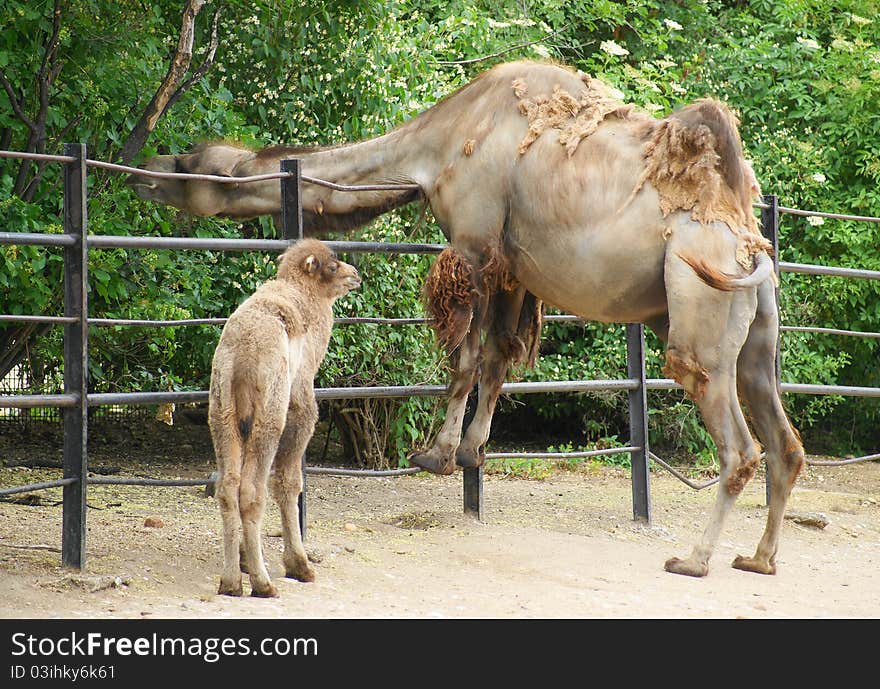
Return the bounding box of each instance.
[0,231,76,247]
[304,467,422,477]
[781,383,880,397]
[5,379,880,409]
[0,478,77,497]
[779,261,880,280]
[485,446,638,460]
[86,234,444,254]
[0,394,78,409]
[88,476,212,487]
[807,452,880,466]
[781,325,880,339]
[778,206,880,224]
[0,315,77,325]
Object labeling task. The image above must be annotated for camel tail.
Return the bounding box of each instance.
[232,369,256,442]
[679,251,774,292]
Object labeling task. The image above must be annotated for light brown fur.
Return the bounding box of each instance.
[209,239,360,597]
[135,60,804,580]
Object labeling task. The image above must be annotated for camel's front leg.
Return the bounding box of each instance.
[271,402,317,583]
[410,246,489,475]
[409,324,482,474]
[457,288,540,468]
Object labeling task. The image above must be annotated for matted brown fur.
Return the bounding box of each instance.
[512,291,544,368]
[512,75,638,157]
[423,247,479,355]
[632,99,761,240]
[663,348,710,401]
[726,453,761,495]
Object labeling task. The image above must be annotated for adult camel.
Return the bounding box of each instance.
[128,60,804,578]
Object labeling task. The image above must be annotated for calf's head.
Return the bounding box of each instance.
[277,238,361,298]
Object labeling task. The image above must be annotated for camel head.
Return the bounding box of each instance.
[277,238,361,299]
[125,143,282,220]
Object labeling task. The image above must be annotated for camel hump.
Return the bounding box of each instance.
[669,99,748,203]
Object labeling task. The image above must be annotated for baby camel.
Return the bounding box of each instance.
[209,238,360,597]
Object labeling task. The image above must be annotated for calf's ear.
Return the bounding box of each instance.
[304,254,320,274]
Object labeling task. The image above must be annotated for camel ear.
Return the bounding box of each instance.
[303,254,320,274]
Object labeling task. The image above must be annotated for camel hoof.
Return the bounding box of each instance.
[408,449,456,475]
[664,556,709,578]
[732,554,776,575]
[455,446,485,469]
[285,564,316,583]
[250,582,280,598]
[218,579,243,597]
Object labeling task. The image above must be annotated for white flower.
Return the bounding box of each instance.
[607,86,626,100]
[644,103,664,112]
[670,82,687,94]
[488,19,511,28]
[850,13,872,26]
[812,172,827,183]
[664,19,683,31]
[796,36,820,50]
[806,216,825,226]
[531,44,551,58]
[600,40,629,57]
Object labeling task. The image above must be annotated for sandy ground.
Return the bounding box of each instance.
[1,421,879,620]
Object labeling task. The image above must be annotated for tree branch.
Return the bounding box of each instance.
[432,23,570,67]
[161,8,220,115]
[118,0,211,165]
[0,69,35,131]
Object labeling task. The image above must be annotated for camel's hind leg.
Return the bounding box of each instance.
[661,234,761,577]
[733,280,804,574]
[239,417,284,598]
[271,394,318,583]
[210,407,245,597]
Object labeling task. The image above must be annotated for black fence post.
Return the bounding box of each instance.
[626,323,651,523]
[461,385,484,519]
[463,465,484,520]
[62,143,89,569]
[281,159,307,540]
[761,194,781,507]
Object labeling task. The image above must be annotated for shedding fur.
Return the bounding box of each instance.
[423,247,478,355]
[663,348,710,401]
[513,74,635,157]
[726,452,761,495]
[632,99,761,240]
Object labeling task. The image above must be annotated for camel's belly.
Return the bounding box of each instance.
[507,220,669,323]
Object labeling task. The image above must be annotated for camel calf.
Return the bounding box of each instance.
[209,238,360,597]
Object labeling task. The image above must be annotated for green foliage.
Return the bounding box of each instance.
[2,0,880,467]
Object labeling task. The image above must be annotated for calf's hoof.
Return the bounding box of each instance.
[218,578,243,597]
[408,448,456,475]
[732,554,776,575]
[250,581,280,598]
[286,563,316,583]
[455,446,485,469]
[664,556,709,578]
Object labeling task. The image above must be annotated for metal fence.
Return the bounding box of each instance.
[1,145,879,570]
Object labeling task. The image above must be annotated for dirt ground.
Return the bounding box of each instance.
[1,419,879,619]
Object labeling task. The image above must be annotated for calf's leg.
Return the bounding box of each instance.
[271,396,318,583]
